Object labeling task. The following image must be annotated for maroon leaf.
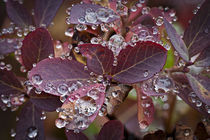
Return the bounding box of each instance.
[6,0,33,27]
[135,84,155,130]
[60,83,106,131]
[111,41,167,84]
[186,73,210,106]
[30,89,62,112]
[97,120,124,140]
[66,130,88,140]
[69,4,119,25]
[0,38,20,55]
[28,58,91,96]
[79,43,114,75]
[183,0,210,57]
[143,130,166,140]
[21,28,54,70]
[171,72,209,116]
[15,101,45,140]
[34,0,63,27]
[164,18,189,62]
[0,70,24,96]
[194,47,210,67]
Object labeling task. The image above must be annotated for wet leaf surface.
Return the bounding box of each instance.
[0,38,20,55]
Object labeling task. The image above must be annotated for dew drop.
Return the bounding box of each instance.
[55,118,67,128]
[87,89,99,100]
[143,70,149,77]
[139,120,149,129]
[27,127,38,139]
[183,129,191,137]
[10,129,16,137]
[57,84,68,95]
[31,74,43,85]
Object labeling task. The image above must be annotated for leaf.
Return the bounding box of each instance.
[186,73,210,106]
[28,58,91,96]
[69,4,119,25]
[135,84,154,130]
[143,130,166,140]
[79,43,114,75]
[34,0,63,27]
[111,41,167,84]
[194,46,210,67]
[183,0,210,57]
[97,120,124,140]
[0,38,20,55]
[0,70,24,96]
[30,89,62,112]
[66,130,88,140]
[21,28,54,70]
[6,0,33,27]
[164,18,189,62]
[15,101,45,140]
[59,83,106,131]
[171,72,209,116]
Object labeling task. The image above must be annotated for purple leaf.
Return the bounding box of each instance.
[97,120,124,140]
[6,0,33,27]
[111,41,167,84]
[183,0,210,57]
[0,38,20,55]
[34,0,63,27]
[164,18,189,62]
[30,89,62,112]
[21,28,54,70]
[15,101,45,140]
[66,130,88,140]
[28,58,91,96]
[69,4,119,25]
[194,47,210,67]
[186,73,210,106]
[171,72,209,116]
[61,83,106,131]
[0,70,24,96]
[79,43,114,75]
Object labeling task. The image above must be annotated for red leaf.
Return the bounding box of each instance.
[28,58,91,96]
[135,84,154,130]
[66,130,88,140]
[0,38,21,55]
[186,73,210,106]
[69,4,119,25]
[183,0,210,57]
[6,0,33,27]
[34,0,63,27]
[194,47,210,67]
[21,28,54,70]
[58,83,106,131]
[111,41,167,84]
[0,70,24,96]
[97,120,124,140]
[15,101,45,140]
[79,43,114,75]
[164,18,189,62]
[30,89,62,112]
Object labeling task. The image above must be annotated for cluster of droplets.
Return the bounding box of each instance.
[1,93,25,112]
[188,92,210,114]
[0,61,12,71]
[54,41,73,60]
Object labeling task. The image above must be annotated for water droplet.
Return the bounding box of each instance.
[112,91,118,98]
[196,100,202,107]
[31,74,43,85]
[65,28,74,37]
[143,70,149,77]
[78,17,86,24]
[156,17,164,26]
[139,120,149,129]
[10,129,16,137]
[27,127,38,139]
[91,37,101,44]
[142,7,150,15]
[74,47,80,53]
[76,24,87,31]
[55,118,67,128]
[183,129,191,137]
[98,104,107,116]
[85,12,97,24]
[87,88,99,100]
[57,84,68,95]
[131,5,137,12]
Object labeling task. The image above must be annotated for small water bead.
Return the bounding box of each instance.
[55,118,67,128]
[20,66,27,72]
[139,120,149,129]
[100,24,109,32]
[85,12,97,24]
[1,95,10,104]
[60,95,68,103]
[96,8,110,23]
[205,105,210,114]
[66,16,71,25]
[65,28,74,37]
[91,37,101,44]
[142,7,150,15]
[76,24,87,31]
[10,129,16,137]
[131,5,137,12]
[98,104,107,116]
[91,25,98,30]
[74,47,80,53]
[143,70,149,77]
[31,74,43,85]
[68,83,79,92]
[27,127,38,139]
[183,129,191,137]
[87,89,100,100]
[40,111,46,120]
[195,100,202,107]
[111,91,118,98]
[116,2,128,16]
[78,17,86,24]
[57,84,68,95]
[66,7,71,15]
[156,17,164,26]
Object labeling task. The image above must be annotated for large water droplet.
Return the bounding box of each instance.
[57,84,68,95]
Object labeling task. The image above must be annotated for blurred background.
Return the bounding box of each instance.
[0,0,207,139]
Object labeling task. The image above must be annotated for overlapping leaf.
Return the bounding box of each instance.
[69,4,119,25]
[186,73,210,106]
[34,0,63,27]
[66,130,88,140]
[30,89,62,112]
[164,18,189,62]
[171,72,209,116]
[21,28,54,70]
[0,70,24,96]
[183,0,210,57]
[0,38,20,55]
[15,101,45,140]
[111,41,167,84]
[97,120,124,140]
[194,47,210,67]
[28,58,91,96]
[6,0,33,27]
[79,44,114,75]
